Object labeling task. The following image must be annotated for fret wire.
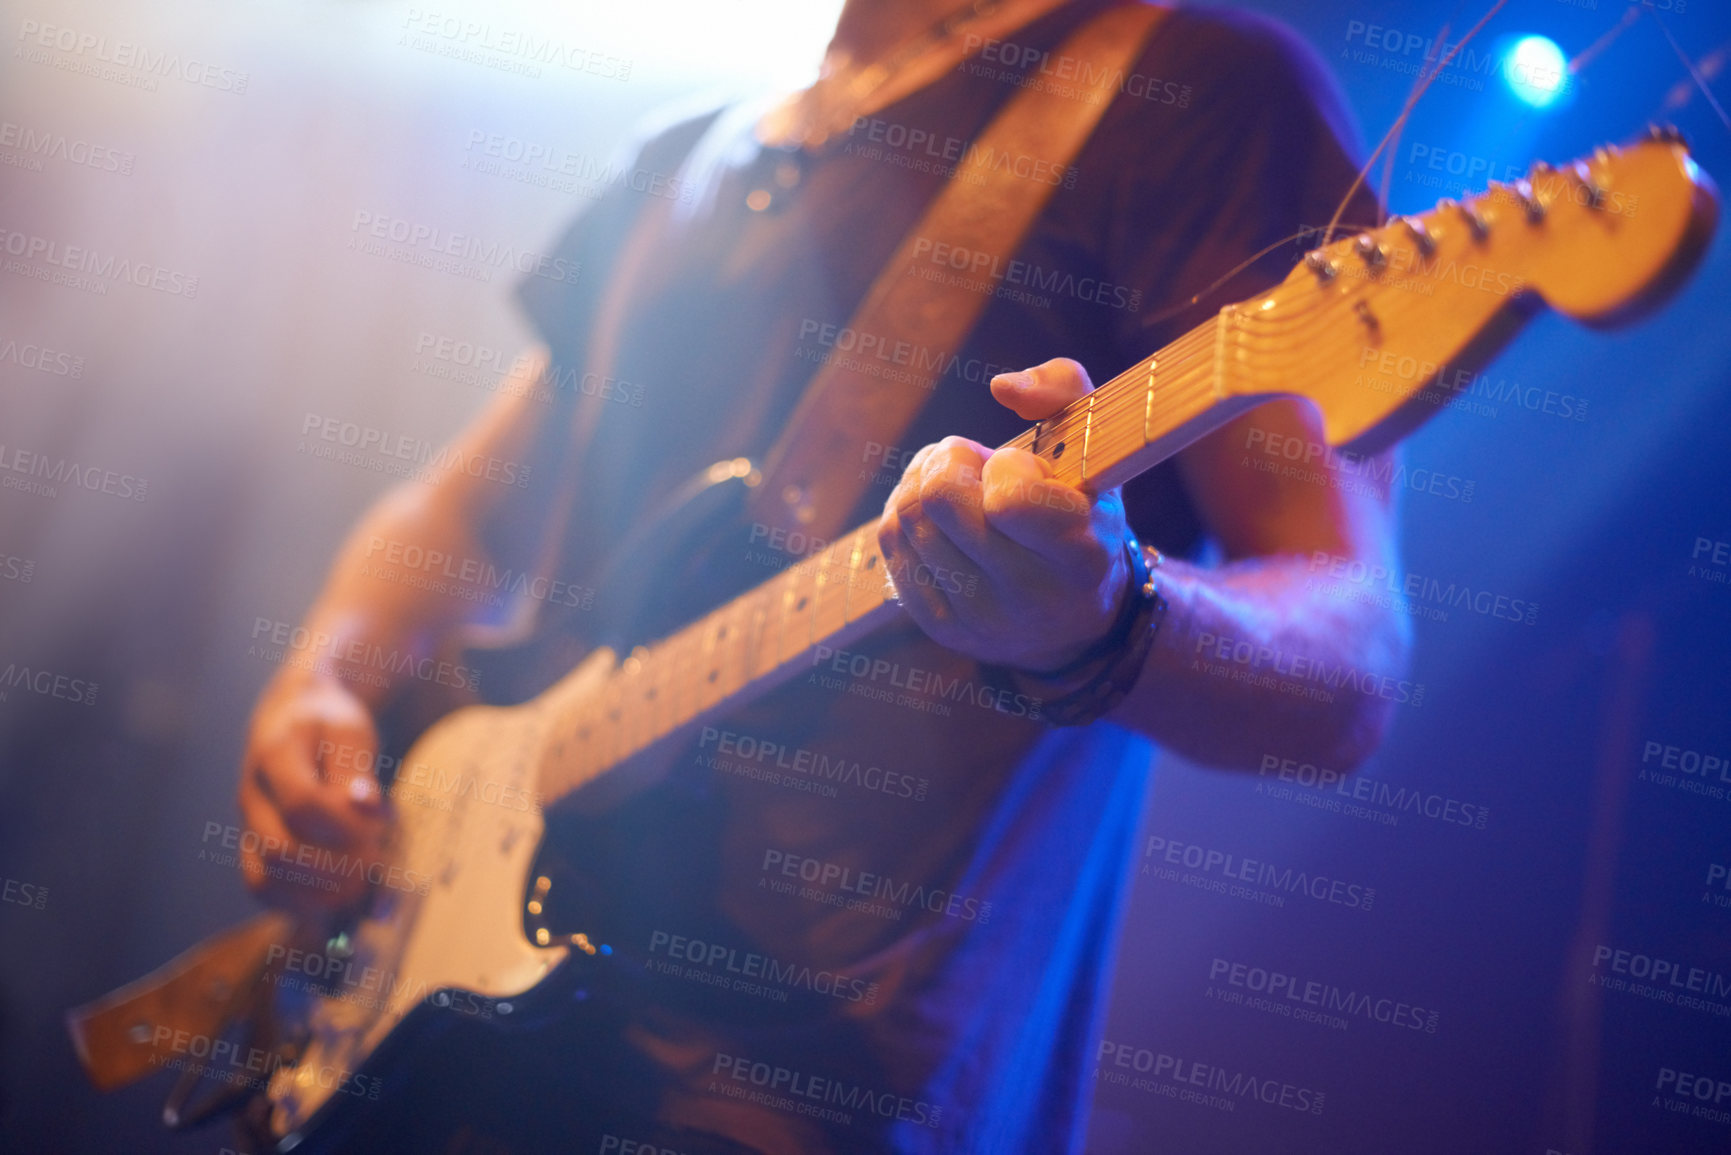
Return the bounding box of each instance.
[649,641,669,746]
[579,672,599,777]
[690,621,710,713]
[775,576,794,662]
[702,607,723,712]
[675,625,699,728]
[735,595,753,694]
[860,527,880,616]
[703,608,724,713]
[745,587,768,683]
[793,560,814,662]
[651,634,674,740]
[654,626,675,727]
[728,597,750,691]
[607,667,628,761]
[1022,331,1216,452]
[762,583,779,676]
[600,669,621,776]
[801,556,820,655]
[718,598,742,702]
[776,566,797,666]
[641,651,659,749]
[1109,361,1217,423]
[664,631,684,734]
[841,527,864,623]
[855,532,888,618]
[727,602,747,699]
[1144,359,1157,444]
[1079,388,1094,483]
[786,559,813,663]
[811,542,840,643]
[565,691,588,787]
[625,651,645,746]
[804,553,823,653]
[832,535,855,626]
[763,570,780,671]
[650,640,670,738]
[801,558,820,656]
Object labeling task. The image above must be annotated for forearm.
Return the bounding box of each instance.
[278,348,584,712]
[286,486,506,711]
[1106,552,1412,771]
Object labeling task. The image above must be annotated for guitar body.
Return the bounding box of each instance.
[249,465,766,1152]
[257,698,574,1149]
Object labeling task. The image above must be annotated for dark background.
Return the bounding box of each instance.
[2,0,1728,1152]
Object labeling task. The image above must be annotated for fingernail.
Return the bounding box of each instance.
[349,775,380,806]
[993,370,1034,391]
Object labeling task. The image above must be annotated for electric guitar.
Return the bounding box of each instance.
[67,131,1719,1151]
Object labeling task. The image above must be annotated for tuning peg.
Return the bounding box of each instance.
[1303,250,1337,283]
[1512,179,1545,223]
[1398,216,1436,255]
[1353,234,1385,268]
[1460,202,1491,240]
[1437,198,1488,241]
[1647,122,1687,146]
[1571,160,1607,210]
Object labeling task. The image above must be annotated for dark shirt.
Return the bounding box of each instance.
[514,4,1374,1151]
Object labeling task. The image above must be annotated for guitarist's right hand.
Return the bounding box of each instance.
[229,345,575,915]
[236,668,389,916]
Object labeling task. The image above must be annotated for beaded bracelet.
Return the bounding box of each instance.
[1025,538,1167,728]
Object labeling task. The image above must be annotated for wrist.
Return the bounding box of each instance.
[1011,539,1167,727]
[264,609,404,709]
[1017,536,1136,680]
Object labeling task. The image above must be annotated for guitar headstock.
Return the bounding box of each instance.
[1218,128,1720,453]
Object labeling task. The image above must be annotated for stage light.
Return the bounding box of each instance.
[1504,35,1569,108]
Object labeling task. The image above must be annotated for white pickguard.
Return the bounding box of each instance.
[261,653,612,1145]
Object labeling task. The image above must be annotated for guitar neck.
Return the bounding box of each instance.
[532,314,1253,805]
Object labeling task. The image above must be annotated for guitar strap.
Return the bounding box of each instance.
[749,1,1172,541]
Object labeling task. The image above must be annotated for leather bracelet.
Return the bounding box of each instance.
[1026,538,1167,727]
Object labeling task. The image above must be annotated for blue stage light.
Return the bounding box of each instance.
[1505,35,1569,108]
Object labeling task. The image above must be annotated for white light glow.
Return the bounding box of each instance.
[518,0,841,94]
[1505,35,1568,109]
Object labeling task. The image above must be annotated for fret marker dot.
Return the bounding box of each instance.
[796,597,808,611]
[708,670,718,683]
[1053,441,1066,458]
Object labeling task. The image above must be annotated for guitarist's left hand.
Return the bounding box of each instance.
[878,357,1131,674]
